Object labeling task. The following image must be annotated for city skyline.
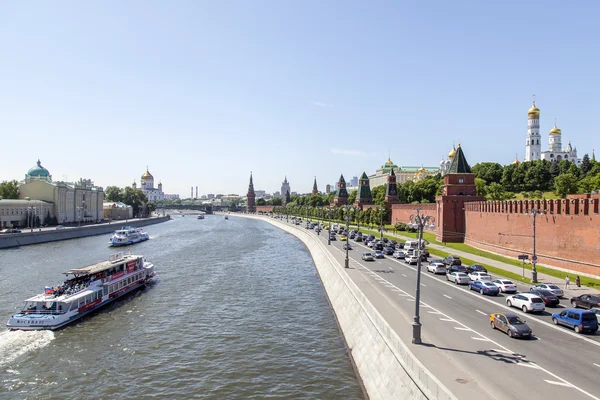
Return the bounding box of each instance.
[1,2,599,196]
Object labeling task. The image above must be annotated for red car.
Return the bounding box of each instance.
[570,294,600,309]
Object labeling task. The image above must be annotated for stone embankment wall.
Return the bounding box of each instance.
[242,214,454,400]
[0,216,170,249]
[464,197,600,275]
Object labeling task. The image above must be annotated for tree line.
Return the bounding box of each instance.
[104,186,154,217]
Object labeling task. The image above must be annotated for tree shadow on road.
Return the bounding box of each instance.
[420,343,532,365]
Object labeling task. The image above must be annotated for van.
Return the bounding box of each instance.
[552,309,598,333]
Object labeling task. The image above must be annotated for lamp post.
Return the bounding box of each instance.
[316,208,321,235]
[327,207,332,245]
[377,206,385,240]
[342,205,355,268]
[525,208,544,283]
[408,208,436,345]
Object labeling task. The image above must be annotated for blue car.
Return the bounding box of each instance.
[469,280,500,296]
[552,309,598,334]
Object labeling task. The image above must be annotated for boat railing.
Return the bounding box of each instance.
[22,308,66,315]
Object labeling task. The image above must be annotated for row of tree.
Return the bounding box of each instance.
[271,204,389,228]
[104,186,155,217]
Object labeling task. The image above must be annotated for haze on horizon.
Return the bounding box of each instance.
[1,1,598,197]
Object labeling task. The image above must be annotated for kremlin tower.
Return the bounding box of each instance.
[525,98,542,162]
[246,172,256,213]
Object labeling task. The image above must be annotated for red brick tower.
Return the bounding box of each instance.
[384,167,399,207]
[333,174,348,206]
[246,172,256,213]
[312,177,318,195]
[436,144,484,242]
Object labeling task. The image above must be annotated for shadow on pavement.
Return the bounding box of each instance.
[420,343,532,364]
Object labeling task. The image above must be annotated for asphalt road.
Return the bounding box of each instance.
[287,220,600,400]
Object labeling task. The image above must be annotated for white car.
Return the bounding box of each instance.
[469,272,492,281]
[506,293,546,313]
[427,262,446,275]
[362,252,374,261]
[533,283,564,298]
[447,272,470,285]
[367,241,375,248]
[406,255,418,265]
[492,279,517,293]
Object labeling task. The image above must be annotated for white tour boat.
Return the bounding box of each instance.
[6,253,156,331]
[109,226,149,246]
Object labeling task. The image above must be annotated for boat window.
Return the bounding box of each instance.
[70,302,78,311]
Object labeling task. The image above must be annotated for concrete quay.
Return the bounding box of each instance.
[0,216,171,249]
[230,213,600,400]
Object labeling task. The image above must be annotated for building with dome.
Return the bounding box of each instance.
[368,158,440,189]
[524,99,580,165]
[0,160,105,227]
[132,167,179,202]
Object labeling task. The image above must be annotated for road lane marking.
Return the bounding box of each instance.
[440,318,454,322]
[475,310,486,315]
[421,283,426,287]
[402,274,407,277]
[407,298,416,302]
[428,311,441,314]
[471,337,489,341]
[544,380,573,387]
[594,363,600,368]
[454,327,471,331]
[443,294,452,299]
[516,362,540,369]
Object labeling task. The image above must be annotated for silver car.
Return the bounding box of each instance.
[447,272,470,285]
[534,283,564,298]
[362,252,374,261]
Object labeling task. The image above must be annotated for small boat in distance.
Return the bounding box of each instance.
[224,215,229,220]
[197,215,205,220]
[7,253,156,331]
[109,227,149,247]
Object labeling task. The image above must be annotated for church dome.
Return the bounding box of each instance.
[381,158,398,169]
[528,101,540,118]
[27,159,50,177]
[549,122,561,135]
[141,168,154,179]
[448,145,456,158]
[419,167,425,172]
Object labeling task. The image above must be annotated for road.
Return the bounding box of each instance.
[286,219,600,400]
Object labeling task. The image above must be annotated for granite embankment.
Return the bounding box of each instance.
[232,214,455,400]
[0,216,171,249]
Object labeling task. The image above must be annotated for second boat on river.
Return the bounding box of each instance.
[109,227,149,247]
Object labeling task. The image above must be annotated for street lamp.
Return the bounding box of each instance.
[316,208,321,235]
[327,207,332,245]
[342,205,356,268]
[525,208,544,283]
[377,206,385,240]
[408,208,436,345]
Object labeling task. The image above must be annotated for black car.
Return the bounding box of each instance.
[374,243,384,251]
[383,246,395,255]
[443,255,462,266]
[389,240,397,247]
[570,294,600,309]
[329,235,337,241]
[396,242,405,249]
[343,244,353,250]
[354,236,363,242]
[420,250,430,261]
[374,250,385,259]
[529,288,561,307]
[466,264,488,274]
[382,237,389,243]
[447,265,468,274]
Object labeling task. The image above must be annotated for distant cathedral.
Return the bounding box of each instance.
[524,98,580,165]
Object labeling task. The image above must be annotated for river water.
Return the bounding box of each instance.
[0,215,364,399]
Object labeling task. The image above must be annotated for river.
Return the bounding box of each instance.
[0,215,364,399]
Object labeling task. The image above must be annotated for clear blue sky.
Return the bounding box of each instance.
[1,1,598,196]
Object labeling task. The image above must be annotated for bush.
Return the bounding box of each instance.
[395,222,408,231]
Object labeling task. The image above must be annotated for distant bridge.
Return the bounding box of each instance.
[156,204,216,214]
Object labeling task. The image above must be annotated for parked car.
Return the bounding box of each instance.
[329,235,337,241]
[446,272,470,285]
[374,250,385,259]
[383,246,395,255]
[533,283,564,298]
[469,280,500,296]
[374,243,384,251]
[362,252,374,261]
[393,250,405,259]
[443,255,462,266]
[55,225,65,230]
[343,244,352,250]
[447,265,468,274]
[354,236,363,242]
[570,294,600,309]
[465,264,488,274]
[528,288,561,307]
[593,308,600,324]
[492,279,517,293]
[427,262,446,275]
[506,293,545,313]
[420,250,430,261]
[406,255,419,265]
[340,235,347,241]
[428,258,444,265]
[389,240,397,247]
[382,237,388,243]
[367,241,375,248]
[552,309,598,333]
[396,242,405,249]
[1,228,22,234]
[490,313,533,339]
[468,272,492,281]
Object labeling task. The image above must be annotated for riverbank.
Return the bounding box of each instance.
[228,212,455,400]
[0,216,171,249]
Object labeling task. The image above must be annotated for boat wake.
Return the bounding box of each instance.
[0,330,54,366]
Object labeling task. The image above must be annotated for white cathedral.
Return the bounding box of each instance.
[525,99,580,165]
[132,167,179,202]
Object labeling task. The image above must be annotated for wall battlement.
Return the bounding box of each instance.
[464,194,600,216]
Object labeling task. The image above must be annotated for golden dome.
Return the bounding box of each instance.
[141,167,154,179]
[419,167,425,172]
[528,101,540,118]
[448,145,457,158]
[549,121,561,135]
[511,154,521,165]
[385,158,394,165]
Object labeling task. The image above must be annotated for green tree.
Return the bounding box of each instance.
[558,160,572,175]
[472,162,504,184]
[371,185,386,207]
[105,186,124,202]
[256,198,267,206]
[122,186,148,217]
[475,178,487,196]
[0,180,20,199]
[567,163,580,179]
[554,173,578,198]
[486,182,510,200]
[580,154,592,175]
[347,190,357,205]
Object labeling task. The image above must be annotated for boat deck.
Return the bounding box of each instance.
[66,255,140,276]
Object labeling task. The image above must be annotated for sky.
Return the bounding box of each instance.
[1,1,599,197]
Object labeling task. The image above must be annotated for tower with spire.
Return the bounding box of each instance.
[246,172,256,213]
[354,172,373,209]
[525,97,542,162]
[384,167,398,206]
[280,176,290,199]
[333,174,348,206]
[312,177,318,195]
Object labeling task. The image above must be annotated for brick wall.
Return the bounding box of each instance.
[255,205,274,213]
[391,204,436,226]
[464,198,600,275]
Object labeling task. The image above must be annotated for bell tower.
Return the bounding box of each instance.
[246,172,256,213]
